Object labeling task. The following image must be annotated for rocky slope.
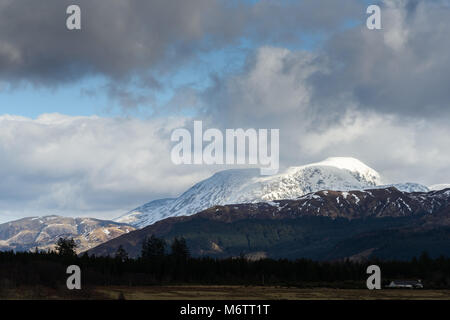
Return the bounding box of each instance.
[116,157,430,228]
[0,216,135,253]
[90,187,450,260]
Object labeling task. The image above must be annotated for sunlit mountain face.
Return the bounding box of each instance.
[116,157,432,228]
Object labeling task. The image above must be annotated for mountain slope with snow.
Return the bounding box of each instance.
[91,187,450,259]
[375,183,430,193]
[0,216,135,253]
[429,184,450,191]
[116,157,428,228]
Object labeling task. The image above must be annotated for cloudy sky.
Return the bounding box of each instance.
[1,0,450,222]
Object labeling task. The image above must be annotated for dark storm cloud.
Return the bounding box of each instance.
[0,0,229,84]
[0,0,362,85]
[307,0,450,118]
[193,0,450,127]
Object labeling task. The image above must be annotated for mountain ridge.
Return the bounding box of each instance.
[0,215,135,253]
[116,157,431,228]
[90,187,450,260]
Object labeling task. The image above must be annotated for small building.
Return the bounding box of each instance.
[387,280,423,289]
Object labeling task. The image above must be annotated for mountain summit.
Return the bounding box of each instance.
[116,157,427,228]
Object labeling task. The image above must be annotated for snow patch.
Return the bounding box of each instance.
[429,184,450,191]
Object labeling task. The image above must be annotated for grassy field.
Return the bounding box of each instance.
[2,285,449,300]
[95,286,450,300]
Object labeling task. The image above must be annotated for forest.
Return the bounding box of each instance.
[0,236,449,293]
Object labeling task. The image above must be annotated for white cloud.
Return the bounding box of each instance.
[0,114,212,223]
[299,110,450,185]
[1,107,449,224]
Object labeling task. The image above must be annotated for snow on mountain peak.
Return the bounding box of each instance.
[115,157,395,228]
[310,157,374,172]
[304,157,382,184]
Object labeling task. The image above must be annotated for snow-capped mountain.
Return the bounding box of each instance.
[116,157,429,228]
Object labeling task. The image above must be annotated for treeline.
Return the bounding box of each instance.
[0,236,449,289]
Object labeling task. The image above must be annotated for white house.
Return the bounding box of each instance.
[387,280,423,289]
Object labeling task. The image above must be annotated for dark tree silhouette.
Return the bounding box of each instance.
[55,237,77,256]
[115,245,128,261]
[171,237,190,261]
[141,235,166,260]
